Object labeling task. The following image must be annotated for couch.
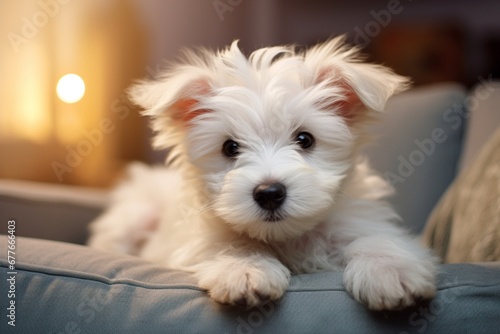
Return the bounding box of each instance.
[1,82,499,333]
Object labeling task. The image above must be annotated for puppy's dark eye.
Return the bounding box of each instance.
[222,139,239,158]
[295,132,315,150]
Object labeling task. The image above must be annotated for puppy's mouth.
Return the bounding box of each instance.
[263,211,285,223]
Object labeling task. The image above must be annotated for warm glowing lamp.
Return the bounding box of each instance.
[56,74,85,103]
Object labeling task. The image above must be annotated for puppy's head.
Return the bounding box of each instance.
[129,37,409,242]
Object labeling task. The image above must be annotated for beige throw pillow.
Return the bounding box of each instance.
[423,127,500,263]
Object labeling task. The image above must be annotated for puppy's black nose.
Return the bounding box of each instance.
[253,183,287,210]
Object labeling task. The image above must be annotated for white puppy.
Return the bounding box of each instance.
[88,36,437,310]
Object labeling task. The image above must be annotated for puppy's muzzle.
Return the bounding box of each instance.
[253,182,287,211]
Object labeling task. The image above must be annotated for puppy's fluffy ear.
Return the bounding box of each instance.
[127,59,215,153]
[304,36,410,122]
[128,67,212,124]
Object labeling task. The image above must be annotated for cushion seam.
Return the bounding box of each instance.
[2,263,498,293]
[1,262,203,291]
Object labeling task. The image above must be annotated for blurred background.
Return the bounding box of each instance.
[1,0,499,188]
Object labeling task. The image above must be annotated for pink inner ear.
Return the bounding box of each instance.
[317,68,362,123]
[334,81,362,123]
[172,98,210,123]
[171,80,212,124]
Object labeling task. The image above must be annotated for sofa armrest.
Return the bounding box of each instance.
[0,180,106,244]
[1,236,499,334]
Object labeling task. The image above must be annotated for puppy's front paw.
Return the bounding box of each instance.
[195,256,290,308]
[343,237,437,310]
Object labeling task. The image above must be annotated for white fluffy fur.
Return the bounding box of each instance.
[88,37,437,310]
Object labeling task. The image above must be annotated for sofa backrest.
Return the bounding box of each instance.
[363,83,468,234]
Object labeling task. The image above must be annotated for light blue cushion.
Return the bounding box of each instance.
[364,83,468,233]
[1,236,499,333]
